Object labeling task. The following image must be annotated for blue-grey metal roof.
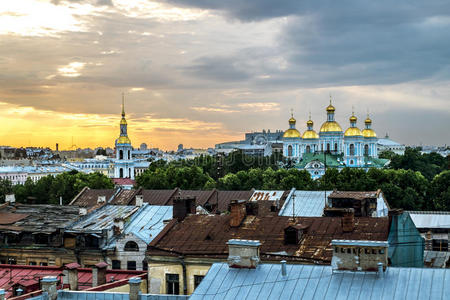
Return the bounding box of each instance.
[227,239,261,246]
[190,263,450,300]
[279,190,332,217]
[123,204,172,244]
[331,240,389,247]
[406,211,450,229]
[66,205,138,233]
[57,291,188,299]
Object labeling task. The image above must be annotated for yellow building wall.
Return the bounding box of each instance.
[148,261,211,295]
[106,279,147,293]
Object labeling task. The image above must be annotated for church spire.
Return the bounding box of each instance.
[121,92,125,117]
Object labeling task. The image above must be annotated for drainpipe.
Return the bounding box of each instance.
[178,256,188,295]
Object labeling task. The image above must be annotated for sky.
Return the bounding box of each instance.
[0,0,449,150]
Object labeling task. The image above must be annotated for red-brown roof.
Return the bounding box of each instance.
[69,187,117,207]
[148,214,389,263]
[0,213,29,225]
[112,178,135,186]
[0,264,144,298]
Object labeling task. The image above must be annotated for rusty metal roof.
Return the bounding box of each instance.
[140,189,179,205]
[0,204,81,233]
[0,212,29,225]
[328,190,380,200]
[109,189,139,205]
[148,215,389,263]
[69,187,117,207]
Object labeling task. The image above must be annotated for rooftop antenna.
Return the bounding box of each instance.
[291,191,296,222]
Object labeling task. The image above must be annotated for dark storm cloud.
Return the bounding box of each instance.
[167,0,450,86]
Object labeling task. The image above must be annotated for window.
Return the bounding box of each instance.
[288,145,293,157]
[166,274,180,295]
[34,234,49,245]
[8,258,16,265]
[350,160,354,165]
[334,247,339,253]
[119,150,123,160]
[349,144,355,156]
[194,275,205,290]
[127,261,136,270]
[112,260,121,269]
[326,143,330,152]
[306,145,311,153]
[347,248,351,254]
[142,260,148,271]
[124,241,139,252]
[40,262,48,266]
[119,168,124,178]
[128,151,131,160]
[432,239,448,251]
[334,143,338,151]
[379,249,385,254]
[364,144,369,156]
[29,261,37,266]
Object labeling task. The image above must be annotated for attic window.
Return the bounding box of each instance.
[205,235,212,241]
[124,241,139,251]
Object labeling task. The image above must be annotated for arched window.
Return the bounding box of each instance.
[306,145,311,153]
[119,168,124,178]
[128,151,131,160]
[288,145,293,157]
[119,150,123,160]
[326,143,330,152]
[350,159,354,165]
[364,144,369,156]
[124,241,139,252]
[334,143,338,152]
[349,144,355,156]
[129,168,131,178]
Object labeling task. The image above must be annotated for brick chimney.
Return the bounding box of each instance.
[341,208,355,232]
[92,262,108,287]
[135,195,144,207]
[113,218,124,236]
[128,277,142,300]
[65,262,80,291]
[331,240,388,272]
[173,196,196,221]
[229,200,246,227]
[79,207,87,216]
[97,195,106,204]
[425,230,432,251]
[227,239,261,269]
[41,276,58,300]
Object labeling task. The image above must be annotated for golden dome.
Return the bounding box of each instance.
[283,129,301,138]
[319,121,342,132]
[362,129,377,138]
[349,115,357,122]
[120,118,127,125]
[365,117,372,125]
[326,104,335,113]
[303,130,319,139]
[306,119,313,126]
[289,117,296,125]
[344,127,362,137]
[117,136,131,144]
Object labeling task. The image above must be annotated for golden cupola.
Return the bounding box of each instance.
[116,94,132,145]
[362,115,377,138]
[344,113,362,137]
[320,97,343,133]
[283,111,301,138]
[302,116,319,139]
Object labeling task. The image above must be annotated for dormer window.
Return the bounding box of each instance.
[284,224,308,245]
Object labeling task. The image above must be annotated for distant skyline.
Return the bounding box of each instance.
[1,0,449,150]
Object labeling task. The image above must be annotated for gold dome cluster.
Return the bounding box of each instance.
[283,129,302,138]
[319,121,343,132]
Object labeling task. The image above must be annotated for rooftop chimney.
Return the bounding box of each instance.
[135,195,144,207]
[341,208,355,232]
[97,195,106,204]
[79,208,87,216]
[331,240,388,272]
[281,260,287,277]
[173,196,196,221]
[227,239,261,269]
[229,200,246,227]
[5,194,15,205]
[41,276,58,300]
[128,277,142,300]
[93,262,108,287]
[65,262,80,291]
[113,218,124,236]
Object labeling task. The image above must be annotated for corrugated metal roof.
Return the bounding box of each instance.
[67,205,138,232]
[191,263,450,300]
[406,211,450,229]
[279,190,332,217]
[123,204,172,244]
[69,187,117,207]
[424,251,450,268]
[249,190,286,202]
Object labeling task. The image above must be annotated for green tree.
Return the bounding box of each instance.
[0,178,12,202]
[430,170,450,210]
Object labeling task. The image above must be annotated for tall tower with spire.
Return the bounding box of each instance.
[114,94,135,179]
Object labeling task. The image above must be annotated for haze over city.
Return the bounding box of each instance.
[1,0,449,150]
